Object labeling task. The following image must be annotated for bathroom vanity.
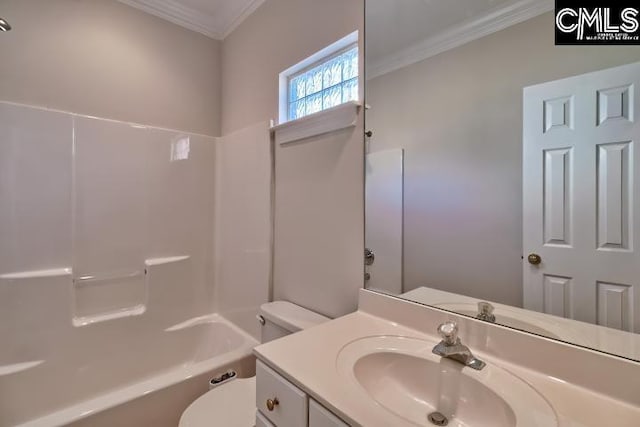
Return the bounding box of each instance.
[255,360,348,427]
[254,290,640,426]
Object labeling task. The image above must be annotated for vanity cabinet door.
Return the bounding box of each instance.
[256,360,308,427]
[309,399,349,427]
[255,410,276,427]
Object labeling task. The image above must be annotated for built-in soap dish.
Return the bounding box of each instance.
[72,270,147,327]
[71,256,190,327]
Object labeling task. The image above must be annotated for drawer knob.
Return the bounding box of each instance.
[266,397,279,411]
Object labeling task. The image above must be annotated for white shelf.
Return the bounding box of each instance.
[0,267,72,280]
[145,255,190,266]
[271,101,361,145]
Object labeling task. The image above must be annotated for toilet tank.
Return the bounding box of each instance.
[259,301,330,343]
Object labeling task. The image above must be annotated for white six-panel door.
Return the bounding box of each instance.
[523,62,640,333]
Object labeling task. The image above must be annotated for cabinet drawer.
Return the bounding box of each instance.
[255,410,275,427]
[256,360,308,427]
[309,399,349,427]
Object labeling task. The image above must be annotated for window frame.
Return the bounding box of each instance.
[278,31,359,124]
[286,44,358,120]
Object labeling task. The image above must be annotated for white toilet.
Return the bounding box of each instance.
[179,301,329,427]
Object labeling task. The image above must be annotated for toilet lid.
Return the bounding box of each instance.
[179,377,256,427]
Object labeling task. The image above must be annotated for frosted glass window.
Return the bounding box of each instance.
[287,46,359,121]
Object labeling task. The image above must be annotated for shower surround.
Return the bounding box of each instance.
[0,101,270,426]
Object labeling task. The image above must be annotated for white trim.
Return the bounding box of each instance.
[0,100,217,139]
[117,0,265,40]
[278,31,359,124]
[271,101,361,145]
[367,0,554,80]
[118,0,222,39]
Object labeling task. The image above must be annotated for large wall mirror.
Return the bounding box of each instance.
[364,0,640,361]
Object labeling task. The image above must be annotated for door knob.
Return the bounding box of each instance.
[527,253,542,265]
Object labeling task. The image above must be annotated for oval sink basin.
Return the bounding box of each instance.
[336,336,557,427]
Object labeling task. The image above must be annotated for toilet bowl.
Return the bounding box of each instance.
[180,377,256,427]
[179,302,329,427]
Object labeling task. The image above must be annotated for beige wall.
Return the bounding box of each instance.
[273,118,365,319]
[222,0,365,318]
[214,122,272,339]
[221,0,363,134]
[0,0,221,136]
[367,12,640,306]
[0,0,366,319]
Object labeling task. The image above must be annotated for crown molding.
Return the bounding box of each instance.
[367,0,554,80]
[118,0,222,39]
[118,0,265,40]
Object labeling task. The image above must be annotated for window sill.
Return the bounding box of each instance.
[271,101,361,145]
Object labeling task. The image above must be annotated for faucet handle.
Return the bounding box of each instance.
[478,301,494,315]
[437,321,459,345]
[477,301,496,322]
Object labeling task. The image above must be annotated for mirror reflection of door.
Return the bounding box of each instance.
[364,0,640,361]
[523,62,640,333]
[365,149,404,294]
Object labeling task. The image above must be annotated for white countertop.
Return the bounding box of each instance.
[254,293,640,427]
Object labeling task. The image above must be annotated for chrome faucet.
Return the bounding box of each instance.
[476,302,496,323]
[432,321,486,370]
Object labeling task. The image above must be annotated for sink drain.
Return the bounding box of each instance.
[428,412,449,426]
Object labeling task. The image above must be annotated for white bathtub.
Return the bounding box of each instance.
[0,102,264,427]
[1,315,257,427]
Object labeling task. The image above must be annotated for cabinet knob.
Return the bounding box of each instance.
[266,397,279,411]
